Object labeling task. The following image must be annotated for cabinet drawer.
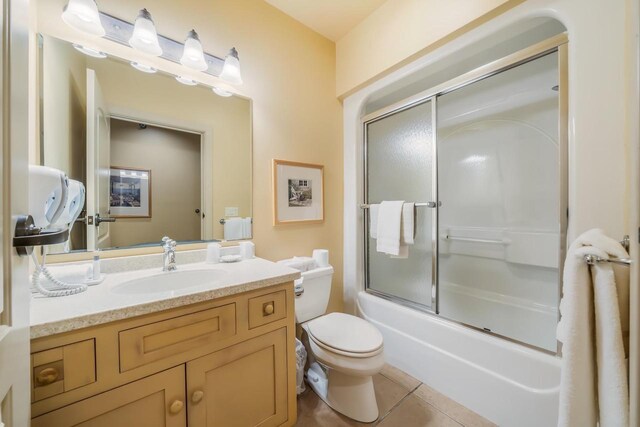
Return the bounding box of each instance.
[119,303,236,372]
[248,290,287,329]
[31,339,96,402]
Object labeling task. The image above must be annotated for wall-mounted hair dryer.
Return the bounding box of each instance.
[13,165,71,255]
[12,166,89,297]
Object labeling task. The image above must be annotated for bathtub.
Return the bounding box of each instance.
[356,291,560,426]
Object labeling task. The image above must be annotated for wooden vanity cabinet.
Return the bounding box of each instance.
[30,282,297,427]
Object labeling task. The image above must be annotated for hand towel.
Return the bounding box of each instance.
[223,217,243,240]
[376,201,404,256]
[242,217,252,239]
[392,202,416,259]
[557,228,629,427]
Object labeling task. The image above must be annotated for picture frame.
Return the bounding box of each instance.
[272,159,324,225]
[109,166,152,218]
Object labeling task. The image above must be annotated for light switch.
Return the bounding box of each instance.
[225,207,239,217]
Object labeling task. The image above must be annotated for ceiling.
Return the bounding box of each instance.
[264,0,387,41]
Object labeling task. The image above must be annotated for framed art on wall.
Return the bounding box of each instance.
[109,166,152,218]
[272,159,324,225]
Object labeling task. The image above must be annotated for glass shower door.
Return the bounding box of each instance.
[365,100,435,309]
[436,52,561,351]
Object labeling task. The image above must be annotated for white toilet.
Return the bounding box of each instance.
[290,257,385,423]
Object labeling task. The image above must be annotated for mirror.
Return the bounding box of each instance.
[37,34,252,253]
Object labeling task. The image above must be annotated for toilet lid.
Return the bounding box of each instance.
[307,313,383,354]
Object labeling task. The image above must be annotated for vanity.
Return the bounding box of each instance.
[29,253,300,426]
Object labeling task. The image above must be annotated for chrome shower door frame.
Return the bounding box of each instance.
[361,33,569,344]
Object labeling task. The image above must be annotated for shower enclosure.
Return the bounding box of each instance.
[363,38,567,352]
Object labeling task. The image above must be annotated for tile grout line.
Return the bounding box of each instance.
[408,387,465,427]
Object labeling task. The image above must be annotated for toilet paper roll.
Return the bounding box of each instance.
[312,249,329,267]
[206,243,221,264]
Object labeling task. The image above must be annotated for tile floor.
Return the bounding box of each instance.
[295,364,495,427]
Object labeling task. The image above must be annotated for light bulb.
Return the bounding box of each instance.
[220,47,243,85]
[61,0,105,36]
[180,30,208,72]
[72,44,107,58]
[130,61,157,74]
[212,87,233,97]
[129,9,162,56]
[175,76,197,86]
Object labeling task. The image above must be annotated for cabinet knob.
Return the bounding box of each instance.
[169,399,184,414]
[191,390,204,404]
[35,367,60,386]
[263,303,274,316]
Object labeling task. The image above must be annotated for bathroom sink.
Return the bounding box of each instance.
[111,269,228,295]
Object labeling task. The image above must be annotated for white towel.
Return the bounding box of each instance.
[376,201,404,256]
[242,217,252,239]
[224,217,244,240]
[557,229,629,427]
[369,204,379,239]
[392,202,416,259]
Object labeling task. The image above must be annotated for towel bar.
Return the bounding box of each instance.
[442,235,509,245]
[360,202,438,208]
[219,218,253,225]
[583,254,631,266]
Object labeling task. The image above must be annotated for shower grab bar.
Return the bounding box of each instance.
[442,235,509,245]
[584,254,631,266]
[360,202,438,208]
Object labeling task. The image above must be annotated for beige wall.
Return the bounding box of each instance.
[42,35,86,182]
[41,36,87,250]
[34,0,344,313]
[109,119,202,247]
[335,0,521,97]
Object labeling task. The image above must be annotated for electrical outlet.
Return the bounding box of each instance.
[225,207,239,217]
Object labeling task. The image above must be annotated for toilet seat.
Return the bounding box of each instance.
[307,313,383,358]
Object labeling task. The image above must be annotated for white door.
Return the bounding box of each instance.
[86,69,112,250]
[0,0,32,425]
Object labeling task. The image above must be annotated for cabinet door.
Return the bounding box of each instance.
[32,366,186,427]
[187,328,289,427]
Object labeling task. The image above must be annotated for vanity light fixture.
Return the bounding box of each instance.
[220,47,243,85]
[212,87,233,97]
[180,30,208,71]
[129,9,162,56]
[130,61,157,74]
[61,0,105,37]
[175,76,198,86]
[72,44,107,58]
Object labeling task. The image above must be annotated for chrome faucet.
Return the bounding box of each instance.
[162,236,177,271]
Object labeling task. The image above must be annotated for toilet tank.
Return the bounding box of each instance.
[294,265,334,323]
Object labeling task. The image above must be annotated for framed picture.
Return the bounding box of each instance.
[273,159,324,225]
[109,166,152,218]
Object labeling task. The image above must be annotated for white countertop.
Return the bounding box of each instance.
[30,257,300,339]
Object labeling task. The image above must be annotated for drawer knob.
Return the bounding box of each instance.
[169,399,184,414]
[263,303,274,316]
[35,367,60,386]
[191,390,204,404]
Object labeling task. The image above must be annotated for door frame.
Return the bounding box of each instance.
[0,0,32,425]
[106,112,209,241]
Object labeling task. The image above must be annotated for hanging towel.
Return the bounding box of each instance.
[242,217,252,239]
[392,202,416,259]
[223,217,244,240]
[369,204,379,239]
[556,228,629,427]
[376,201,404,256]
